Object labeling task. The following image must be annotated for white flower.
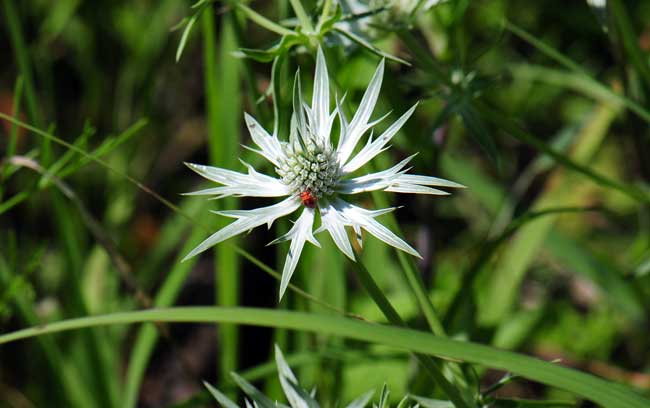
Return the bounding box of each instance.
[184,48,464,300]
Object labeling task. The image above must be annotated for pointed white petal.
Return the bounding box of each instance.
[336,93,349,147]
[391,173,466,189]
[303,103,314,132]
[244,113,284,166]
[289,112,297,145]
[346,155,415,184]
[278,208,319,300]
[345,390,375,408]
[337,59,385,163]
[337,155,414,195]
[326,108,337,141]
[312,47,331,143]
[360,217,421,258]
[384,172,463,195]
[274,345,315,408]
[185,162,244,184]
[284,381,319,408]
[184,162,290,198]
[385,184,450,195]
[341,104,417,174]
[182,197,300,261]
[203,381,240,408]
[184,183,288,198]
[335,199,422,259]
[317,203,355,261]
[274,345,299,383]
[292,70,309,147]
[231,372,280,408]
[212,209,252,219]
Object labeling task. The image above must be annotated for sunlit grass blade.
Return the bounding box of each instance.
[479,101,623,325]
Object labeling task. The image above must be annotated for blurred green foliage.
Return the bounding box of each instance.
[1,0,650,407]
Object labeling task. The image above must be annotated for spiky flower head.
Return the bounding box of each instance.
[184,48,464,300]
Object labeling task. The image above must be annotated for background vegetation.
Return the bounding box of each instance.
[1,0,649,407]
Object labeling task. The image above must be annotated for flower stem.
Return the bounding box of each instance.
[349,258,473,408]
[369,181,473,393]
[369,189,446,336]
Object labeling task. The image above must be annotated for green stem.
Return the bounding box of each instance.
[350,259,473,408]
[399,253,446,335]
[2,0,48,162]
[608,0,650,91]
[288,0,314,33]
[237,3,296,35]
[369,189,446,337]
[237,3,296,36]
[230,10,271,124]
[317,0,332,31]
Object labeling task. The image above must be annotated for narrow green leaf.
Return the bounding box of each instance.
[237,3,296,36]
[333,27,411,65]
[608,0,650,90]
[204,8,242,386]
[505,21,650,126]
[1,307,648,408]
[176,5,206,62]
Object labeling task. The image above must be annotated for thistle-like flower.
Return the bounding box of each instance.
[184,48,463,299]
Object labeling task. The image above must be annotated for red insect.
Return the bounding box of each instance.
[299,190,317,208]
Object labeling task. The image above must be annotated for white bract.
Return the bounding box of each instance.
[205,344,434,407]
[184,48,463,300]
[205,345,377,408]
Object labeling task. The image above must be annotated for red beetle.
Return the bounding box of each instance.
[299,190,317,208]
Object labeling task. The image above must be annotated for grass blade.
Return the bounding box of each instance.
[1,307,648,408]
